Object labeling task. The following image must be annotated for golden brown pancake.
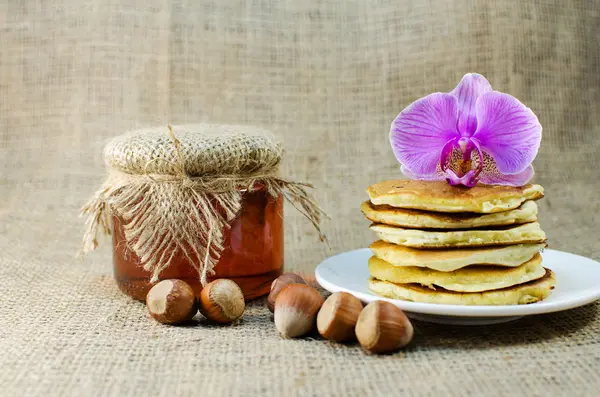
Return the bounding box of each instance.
[369,241,545,271]
[370,222,546,248]
[367,180,544,213]
[361,200,538,229]
[368,268,555,305]
[368,254,545,292]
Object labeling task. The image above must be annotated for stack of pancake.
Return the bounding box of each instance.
[361,180,556,305]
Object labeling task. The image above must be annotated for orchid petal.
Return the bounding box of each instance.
[477,150,535,185]
[480,164,535,186]
[390,93,459,178]
[473,92,542,174]
[450,73,493,136]
[439,139,457,172]
[400,164,444,181]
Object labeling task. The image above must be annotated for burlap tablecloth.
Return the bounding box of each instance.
[1,1,599,396]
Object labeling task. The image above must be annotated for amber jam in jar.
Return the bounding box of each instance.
[112,188,283,301]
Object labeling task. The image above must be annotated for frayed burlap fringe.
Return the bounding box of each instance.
[81,127,326,285]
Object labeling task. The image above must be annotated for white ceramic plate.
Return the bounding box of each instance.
[315,248,600,325]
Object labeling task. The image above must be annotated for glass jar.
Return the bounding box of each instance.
[81,125,321,304]
[112,187,283,301]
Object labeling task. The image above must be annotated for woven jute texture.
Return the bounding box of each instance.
[103,125,283,176]
[1,1,599,396]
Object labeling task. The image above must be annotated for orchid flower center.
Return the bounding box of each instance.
[440,136,484,187]
[457,137,469,152]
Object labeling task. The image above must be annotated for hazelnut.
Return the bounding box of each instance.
[274,284,324,338]
[355,301,413,354]
[267,272,306,312]
[199,279,245,323]
[316,292,363,342]
[146,279,197,325]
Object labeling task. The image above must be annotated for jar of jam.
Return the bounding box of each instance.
[81,124,323,302]
[112,186,283,301]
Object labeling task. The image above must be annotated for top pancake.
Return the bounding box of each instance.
[367,180,544,213]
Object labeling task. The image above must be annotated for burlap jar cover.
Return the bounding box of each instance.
[81,124,325,285]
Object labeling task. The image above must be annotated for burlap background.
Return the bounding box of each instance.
[1,1,599,396]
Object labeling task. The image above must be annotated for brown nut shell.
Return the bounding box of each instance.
[267,273,306,312]
[316,292,363,342]
[146,279,197,325]
[355,300,413,354]
[199,279,245,323]
[274,284,324,338]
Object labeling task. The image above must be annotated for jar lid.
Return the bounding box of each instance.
[103,124,283,176]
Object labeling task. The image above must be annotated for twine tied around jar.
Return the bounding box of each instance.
[80,125,327,286]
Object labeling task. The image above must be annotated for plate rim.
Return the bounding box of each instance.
[314,248,600,318]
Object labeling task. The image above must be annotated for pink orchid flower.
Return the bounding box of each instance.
[390,73,542,187]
